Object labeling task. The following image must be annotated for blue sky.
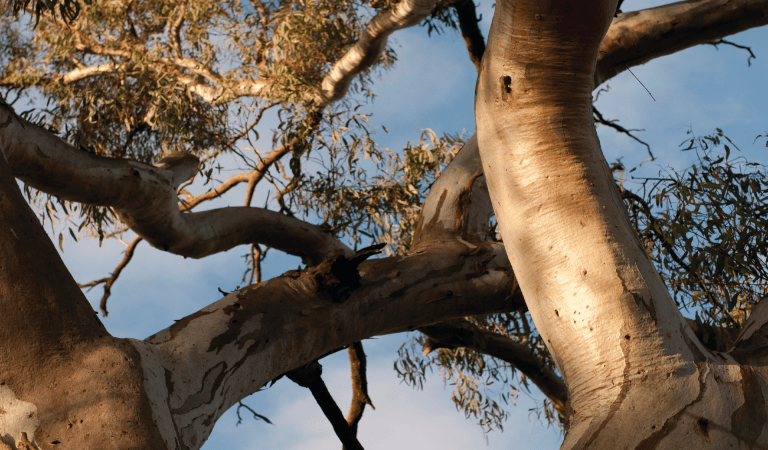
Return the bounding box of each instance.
[47,0,768,449]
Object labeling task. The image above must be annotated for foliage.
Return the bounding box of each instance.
[395,312,560,433]
[5,0,768,439]
[626,129,768,328]
[300,128,464,254]
[1,0,394,240]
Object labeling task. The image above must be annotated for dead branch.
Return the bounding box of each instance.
[344,341,374,447]
[592,106,654,162]
[287,361,365,450]
[706,38,756,66]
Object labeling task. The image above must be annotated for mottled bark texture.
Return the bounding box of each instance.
[2,0,768,449]
[138,239,518,449]
[476,0,768,449]
[0,148,166,450]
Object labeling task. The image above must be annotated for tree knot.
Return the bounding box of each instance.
[310,243,385,302]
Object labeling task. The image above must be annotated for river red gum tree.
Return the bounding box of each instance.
[1,0,768,449]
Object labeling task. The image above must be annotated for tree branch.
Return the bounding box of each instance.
[595,0,768,87]
[0,102,351,265]
[345,341,374,445]
[139,239,520,449]
[453,0,485,73]
[705,38,757,66]
[78,236,143,317]
[0,132,170,450]
[731,296,768,363]
[318,0,459,104]
[412,135,493,249]
[287,361,365,450]
[419,319,567,416]
[592,106,654,162]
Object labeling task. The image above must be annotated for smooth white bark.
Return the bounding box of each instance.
[475,0,768,448]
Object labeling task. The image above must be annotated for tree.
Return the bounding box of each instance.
[1,0,768,449]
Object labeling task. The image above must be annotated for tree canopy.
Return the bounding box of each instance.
[1,0,768,448]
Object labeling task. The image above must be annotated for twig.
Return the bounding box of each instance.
[236,401,273,425]
[77,236,143,316]
[593,106,655,163]
[706,39,756,67]
[626,68,656,101]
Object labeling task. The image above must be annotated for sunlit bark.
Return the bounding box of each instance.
[476,0,768,448]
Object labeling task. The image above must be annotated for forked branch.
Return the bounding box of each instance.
[78,236,143,316]
[0,102,351,265]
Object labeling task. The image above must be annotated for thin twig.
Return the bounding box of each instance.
[236,401,273,425]
[706,39,756,66]
[593,106,655,163]
[77,236,143,316]
[627,68,656,101]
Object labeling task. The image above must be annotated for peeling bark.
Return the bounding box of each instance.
[138,239,518,449]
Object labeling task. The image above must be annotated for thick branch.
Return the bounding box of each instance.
[318,0,454,103]
[454,0,486,73]
[731,296,768,363]
[139,239,520,449]
[419,320,567,416]
[0,133,172,450]
[595,0,768,87]
[0,103,351,265]
[412,135,493,249]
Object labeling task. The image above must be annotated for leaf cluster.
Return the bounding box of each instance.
[626,128,768,327]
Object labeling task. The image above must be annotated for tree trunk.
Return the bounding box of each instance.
[475,0,768,448]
